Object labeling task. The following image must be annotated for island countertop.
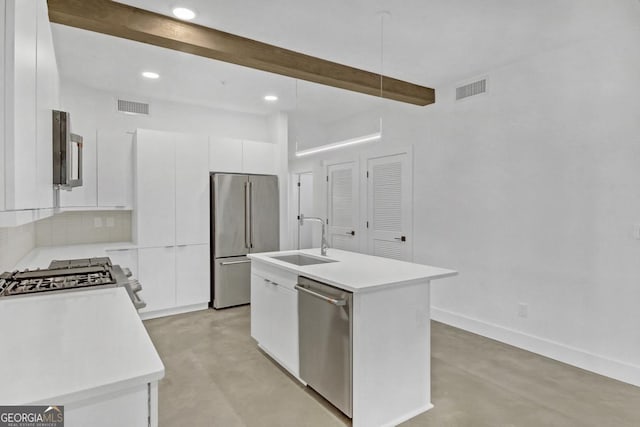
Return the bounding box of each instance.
[0,287,164,405]
[248,248,457,293]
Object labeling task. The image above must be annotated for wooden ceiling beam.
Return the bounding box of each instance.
[47,0,435,106]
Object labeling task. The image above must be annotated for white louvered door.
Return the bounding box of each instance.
[366,153,412,261]
[327,162,359,251]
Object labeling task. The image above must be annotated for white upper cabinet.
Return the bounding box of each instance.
[35,0,58,209]
[175,133,209,245]
[4,0,38,210]
[0,1,5,210]
[2,0,59,212]
[96,130,133,208]
[135,129,209,248]
[208,137,277,175]
[134,129,176,248]
[242,140,277,175]
[209,137,242,173]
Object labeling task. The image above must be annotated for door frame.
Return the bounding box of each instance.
[363,145,414,261]
[324,159,360,252]
[291,171,313,250]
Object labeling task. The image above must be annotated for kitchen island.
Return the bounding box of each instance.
[0,287,164,427]
[248,248,457,427]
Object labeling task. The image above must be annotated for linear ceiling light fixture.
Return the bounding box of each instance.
[295,132,381,157]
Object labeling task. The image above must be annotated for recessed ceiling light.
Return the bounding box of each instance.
[264,95,278,102]
[172,7,196,20]
[141,71,160,79]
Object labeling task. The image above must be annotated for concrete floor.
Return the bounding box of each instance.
[144,306,640,426]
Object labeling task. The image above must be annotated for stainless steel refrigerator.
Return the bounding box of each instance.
[210,173,279,309]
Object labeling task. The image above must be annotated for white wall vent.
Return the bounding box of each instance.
[117,99,150,115]
[456,79,487,100]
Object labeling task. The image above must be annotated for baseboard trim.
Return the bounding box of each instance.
[139,303,209,320]
[431,307,640,388]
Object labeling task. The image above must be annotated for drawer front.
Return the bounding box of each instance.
[251,261,298,291]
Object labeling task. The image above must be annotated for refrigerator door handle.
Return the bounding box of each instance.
[249,181,254,248]
[244,182,250,249]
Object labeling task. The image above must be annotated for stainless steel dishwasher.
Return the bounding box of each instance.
[295,276,353,418]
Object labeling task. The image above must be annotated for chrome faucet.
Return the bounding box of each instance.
[299,214,329,256]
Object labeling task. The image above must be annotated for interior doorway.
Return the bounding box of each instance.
[296,172,314,250]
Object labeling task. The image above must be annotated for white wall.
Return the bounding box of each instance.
[290,12,640,385]
[0,223,36,272]
[60,80,271,139]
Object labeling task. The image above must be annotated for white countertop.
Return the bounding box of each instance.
[0,287,164,405]
[248,248,457,292]
[13,242,137,270]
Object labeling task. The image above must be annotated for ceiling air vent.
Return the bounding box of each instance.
[456,78,487,101]
[117,99,149,115]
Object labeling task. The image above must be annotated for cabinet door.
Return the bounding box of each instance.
[4,0,38,210]
[270,284,299,375]
[138,246,176,313]
[97,130,133,208]
[250,274,271,346]
[242,140,277,174]
[176,244,210,306]
[0,1,5,210]
[175,134,209,245]
[35,0,58,209]
[134,130,175,247]
[209,137,242,173]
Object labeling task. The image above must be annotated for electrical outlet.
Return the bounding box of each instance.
[518,303,528,318]
[106,217,115,228]
[94,217,103,228]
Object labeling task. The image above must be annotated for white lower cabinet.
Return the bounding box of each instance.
[250,267,299,377]
[65,383,157,427]
[176,244,210,306]
[138,247,176,313]
[138,245,209,317]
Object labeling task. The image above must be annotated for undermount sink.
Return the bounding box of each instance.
[269,253,338,266]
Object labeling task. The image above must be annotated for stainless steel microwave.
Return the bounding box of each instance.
[52,110,83,189]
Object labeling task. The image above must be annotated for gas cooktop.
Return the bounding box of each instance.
[0,257,146,309]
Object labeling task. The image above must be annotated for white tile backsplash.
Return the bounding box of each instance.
[36,211,132,247]
[0,222,36,272]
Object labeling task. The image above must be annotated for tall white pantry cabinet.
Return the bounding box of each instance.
[134,129,210,318]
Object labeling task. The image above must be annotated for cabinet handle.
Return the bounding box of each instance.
[249,181,254,248]
[244,182,250,249]
[221,260,251,266]
[264,278,279,286]
[345,231,355,236]
[394,236,406,242]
